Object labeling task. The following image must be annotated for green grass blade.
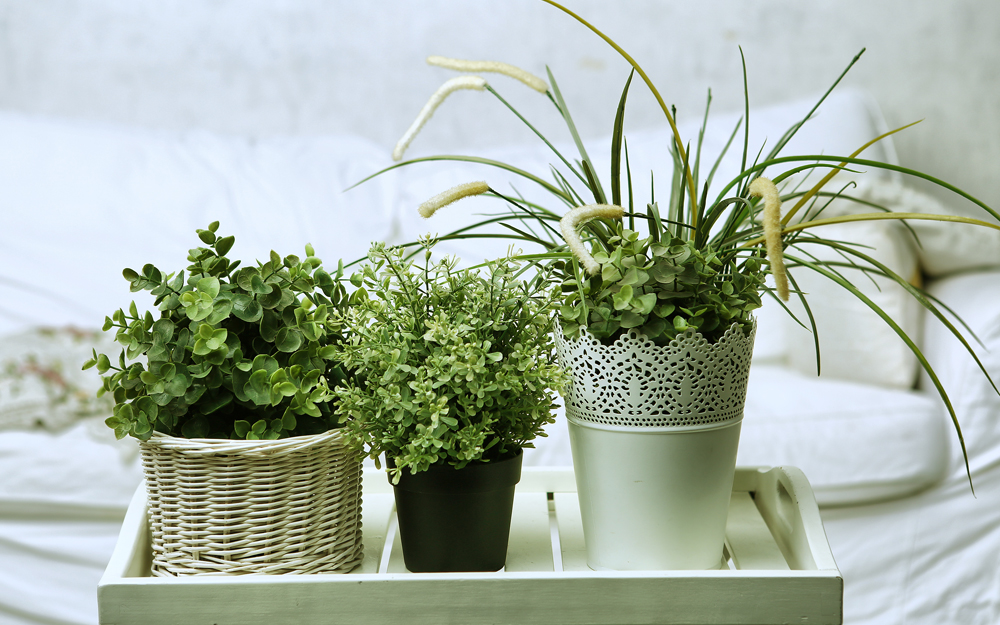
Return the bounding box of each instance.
[484,84,589,190]
[611,69,635,207]
[785,269,821,374]
[547,66,607,204]
[346,154,573,204]
[739,47,751,196]
[765,49,865,163]
[716,154,1000,224]
[625,136,635,231]
[704,116,742,205]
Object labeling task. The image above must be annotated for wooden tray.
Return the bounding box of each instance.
[98,466,842,625]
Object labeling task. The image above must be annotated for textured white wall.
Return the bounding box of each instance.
[0,0,996,212]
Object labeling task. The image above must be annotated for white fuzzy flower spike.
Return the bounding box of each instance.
[393,76,488,161]
[418,181,490,218]
[560,204,625,276]
[426,56,549,93]
[749,177,789,301]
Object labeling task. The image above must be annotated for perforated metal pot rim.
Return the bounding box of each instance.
[555,319,756,431]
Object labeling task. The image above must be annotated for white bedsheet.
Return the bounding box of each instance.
[822,462,1000,624]
[0,421,141,625]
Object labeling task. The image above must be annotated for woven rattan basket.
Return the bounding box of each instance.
[138,429,363,576]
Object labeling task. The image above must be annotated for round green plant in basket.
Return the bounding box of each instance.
[331,241,568,572]
[84,222,365,576]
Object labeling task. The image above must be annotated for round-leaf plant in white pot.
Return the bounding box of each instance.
[84,222,365,576]
[365,2,1000,570]
[330,241,568,573]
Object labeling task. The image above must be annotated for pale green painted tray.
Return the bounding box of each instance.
[98,466,842,625]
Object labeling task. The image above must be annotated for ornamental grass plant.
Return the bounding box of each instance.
[355,0,1000,487]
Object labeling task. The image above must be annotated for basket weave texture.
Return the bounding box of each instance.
[139,429,364,576]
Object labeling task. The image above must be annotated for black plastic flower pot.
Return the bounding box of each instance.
[389,450,523,572]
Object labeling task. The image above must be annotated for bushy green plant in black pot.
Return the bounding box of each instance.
[83,223,366,576]
[331,241,568,572]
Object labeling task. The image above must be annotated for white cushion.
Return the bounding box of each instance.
[0,112,398,336]
[920,269,1000,478]
[739,364,949,505]
[848,178,1000,277]
[781,218,923,389]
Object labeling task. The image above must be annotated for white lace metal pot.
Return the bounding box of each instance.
[555,321,755,570]
[139,429,364,576]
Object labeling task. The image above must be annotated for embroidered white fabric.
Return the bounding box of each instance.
[555,321,756,431]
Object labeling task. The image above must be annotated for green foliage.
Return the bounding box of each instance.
[560,228,764,345]
[331,242,568,483]
[83,223,354,441]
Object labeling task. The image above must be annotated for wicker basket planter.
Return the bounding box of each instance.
[138,429,363,576]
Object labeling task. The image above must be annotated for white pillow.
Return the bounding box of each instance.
[920,269,1000,478]
[782,218,923,389]
[740,364,949,505]
[848,178,1000,277]
[0,112,398,336]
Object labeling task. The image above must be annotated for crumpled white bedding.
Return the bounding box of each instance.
[0,420,141,625]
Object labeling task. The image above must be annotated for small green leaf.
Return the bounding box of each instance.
[206,298,233,325]
[250,273,270,295]
[151,318,175,343]
[196,277,221,298]
[245,369,270,405]
[620,311,644,328]
[613,284,633,310]
[231,294,263,322]
[281,411,297,431]
[300,321,320,342]
[215,235,235,256]
[274,327,303,353]
[199,390,233,415]
[258,284,282,309]
[181,416,209,438]
[634,293,657,315]
[259,309,280,342]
